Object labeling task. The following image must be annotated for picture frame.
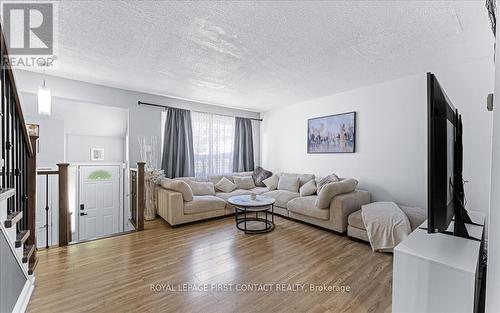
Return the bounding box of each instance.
[91,148,105,161]
[307,112,356,153]
[27,124,39,137]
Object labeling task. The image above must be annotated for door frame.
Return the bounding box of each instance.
[75,163,125,243]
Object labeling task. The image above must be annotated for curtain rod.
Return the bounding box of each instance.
[137,101,263,122]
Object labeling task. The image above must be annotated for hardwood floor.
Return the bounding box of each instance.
[27,216,393,313]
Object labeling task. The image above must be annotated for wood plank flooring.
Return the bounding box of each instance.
[27,216,393,313]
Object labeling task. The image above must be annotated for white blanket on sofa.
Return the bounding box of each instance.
[361,201,412,252]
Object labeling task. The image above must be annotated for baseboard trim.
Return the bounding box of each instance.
[12,279,34,313]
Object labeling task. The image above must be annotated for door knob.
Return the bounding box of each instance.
[80,212,88,216]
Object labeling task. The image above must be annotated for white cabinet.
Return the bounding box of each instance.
[392,211,485,313]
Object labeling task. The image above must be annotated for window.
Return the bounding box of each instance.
[191,111,234,176]
[160,111,235,176]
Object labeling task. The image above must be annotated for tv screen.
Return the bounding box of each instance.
[427,72,456,233]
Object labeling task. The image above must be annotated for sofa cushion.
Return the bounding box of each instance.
[215,187,268,202]
[263,174,279,191]
[159,177,173,185]
[315,178,358,209]
[161,180,194,202]
[206,172,253,184]
[348,205,425,231]
[281,173,315,187]
[208,175,227,184]
[233,171,254,178]
[299,180,317,197]
[397,205,426,230]
[250,187,269,194]
[262,190,300,208]
[317,173,340,192]
[185,180,215,196]
[214,177,237,193]
[233,176,256,190]
[215,189,253,201]
[278,174,300,192]
[287,196,329,220]
[183,196,226,214]
[177,176,208,183]
[348,210,365,230]
[252,166,273,187]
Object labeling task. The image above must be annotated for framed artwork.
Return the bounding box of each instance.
[91,148,105,161]
[307,112,356,153]
[27,124,39,137]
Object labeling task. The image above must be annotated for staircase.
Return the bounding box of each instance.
[0,189,35,313]
[0,23,38,312]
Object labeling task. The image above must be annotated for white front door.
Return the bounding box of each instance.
[78,165,121,241]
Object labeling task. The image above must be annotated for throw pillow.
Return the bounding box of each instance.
[315,178,358,209]
[278,174,300,192]
[215,177,237,193]
[233,176,256,190]
[185,180,215,196]
[252,166,273,187]
[299,179,317,197]
[263,174,279,191]
[161,179,194,201]
[316,173,340,193]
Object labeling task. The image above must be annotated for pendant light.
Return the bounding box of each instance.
[38,78,51,115]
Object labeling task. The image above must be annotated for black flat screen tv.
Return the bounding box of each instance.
[427,72,457,233]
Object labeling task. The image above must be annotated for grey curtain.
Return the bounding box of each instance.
[161,107,195,178]
[233,117,254,172]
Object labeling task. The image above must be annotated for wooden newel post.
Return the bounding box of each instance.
[57,163,70,246]
[137,162,146,231]
[27,136,38,256]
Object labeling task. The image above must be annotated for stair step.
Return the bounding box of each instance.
[15,230,30,248]
[4,211,22,228]
[22,244,35,263]
[28,256,39,275]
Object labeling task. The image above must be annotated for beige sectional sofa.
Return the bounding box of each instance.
[156,171,371,233]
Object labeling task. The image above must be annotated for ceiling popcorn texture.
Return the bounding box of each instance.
[31,1,493,112]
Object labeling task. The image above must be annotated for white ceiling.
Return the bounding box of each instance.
[29,0,494,112]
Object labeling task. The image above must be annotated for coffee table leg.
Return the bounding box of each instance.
[265,210,268,231]
[244,207,247,234]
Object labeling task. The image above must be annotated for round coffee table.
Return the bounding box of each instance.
[227,195,276,234]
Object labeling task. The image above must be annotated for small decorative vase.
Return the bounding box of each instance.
[144,177,156,221]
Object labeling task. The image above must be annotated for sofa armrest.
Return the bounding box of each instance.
[157,186,184,226]
[329,190,371,233]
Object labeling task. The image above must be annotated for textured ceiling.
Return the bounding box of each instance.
[28,1,494,112]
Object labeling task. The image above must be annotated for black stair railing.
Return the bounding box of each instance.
[0,24,35,235]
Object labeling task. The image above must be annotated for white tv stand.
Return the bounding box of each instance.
[392,211,485,313]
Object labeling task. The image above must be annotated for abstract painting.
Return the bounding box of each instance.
[307,112,356,153]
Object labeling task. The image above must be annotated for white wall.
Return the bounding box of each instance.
[261,58,493,211]
[66,135,125,163]
[23,116,65,168]
[14,70,261,167]
[21,93,129,167]
[485,12,500,312]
